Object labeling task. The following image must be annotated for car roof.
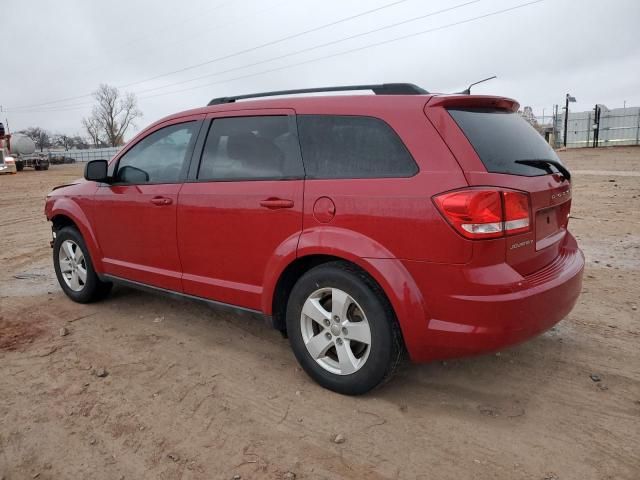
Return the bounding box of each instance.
[148,92,519,130]
[154,93,433,123]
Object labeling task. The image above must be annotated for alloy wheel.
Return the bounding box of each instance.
[300,287,372,375]
[58,239,87,292]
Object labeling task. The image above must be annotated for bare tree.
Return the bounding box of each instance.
[83,84,142,147]
[82,116,102,147]
[19,126,51,151]
[518,106,544,135]
[71,135,89,149]
[53,133,73,151]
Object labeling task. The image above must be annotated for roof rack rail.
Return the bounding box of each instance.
[207,83,428,106]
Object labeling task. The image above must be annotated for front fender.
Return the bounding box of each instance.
[262,227,431,361]
[47,197,104,273]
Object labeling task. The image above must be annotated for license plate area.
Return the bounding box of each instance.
[535,201,570,250]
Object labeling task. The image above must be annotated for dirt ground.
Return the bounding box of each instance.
[1,148,638,480]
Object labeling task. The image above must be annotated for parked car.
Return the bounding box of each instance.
[44,83,584,395]
[50,155,76,165]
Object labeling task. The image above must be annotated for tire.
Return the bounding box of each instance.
[34,165,41,171]
[16,162,24,172]
[286,261,404,395]
[53,226,112,303]
[42,163,49,170]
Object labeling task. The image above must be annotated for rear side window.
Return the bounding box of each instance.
[297,115,418,179]
[448,108,564,176]
[198,116,304,181]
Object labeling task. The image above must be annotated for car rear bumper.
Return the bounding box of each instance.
[400,233,584,362]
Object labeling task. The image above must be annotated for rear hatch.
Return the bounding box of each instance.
[425,95,572,275]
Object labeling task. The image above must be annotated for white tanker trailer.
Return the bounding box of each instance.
[0,122,50,173]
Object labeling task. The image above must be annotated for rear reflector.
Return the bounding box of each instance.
[434,188,531,240]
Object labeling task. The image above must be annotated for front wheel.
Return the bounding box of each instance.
[53,227,112,303]
[286,262,404,395]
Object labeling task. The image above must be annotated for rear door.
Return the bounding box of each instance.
[425,96,571,275]
[177,110,304,310]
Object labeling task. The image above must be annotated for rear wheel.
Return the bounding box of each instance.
[15,161,24,172]
[53,227,112,303]
[286,262,404,395]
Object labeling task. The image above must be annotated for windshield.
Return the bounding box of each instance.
[448,108,564,176]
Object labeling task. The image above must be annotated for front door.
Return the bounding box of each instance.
[93,118,202,291]
[177,111,304,310]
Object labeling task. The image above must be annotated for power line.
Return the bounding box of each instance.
[137,0,545,101]
[118,0,414,89]
[19,0,480,107]
[10,0,544,114]
[43,0,238,79]
[121,0,484,97]
[6,102,95,114]
[81,0,292,80]
[7,0,412,111]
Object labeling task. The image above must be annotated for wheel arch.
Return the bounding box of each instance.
[51,213,78,232]
[48,201,104,273]
[267,250,428,360]
[270,254,344,331]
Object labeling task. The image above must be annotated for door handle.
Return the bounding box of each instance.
[260,198,294,209]
[150,196,173,206]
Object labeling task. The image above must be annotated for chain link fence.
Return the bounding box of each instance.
[46,147,120,163]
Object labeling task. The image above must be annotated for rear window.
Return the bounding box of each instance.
[297,115,418,179]
[448,108,564,176]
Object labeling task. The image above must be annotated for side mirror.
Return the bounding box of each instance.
[84,159,109,182]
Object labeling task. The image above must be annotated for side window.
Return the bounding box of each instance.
[198,116,303,181]
[115,122,197,184]
[297,115,418,179]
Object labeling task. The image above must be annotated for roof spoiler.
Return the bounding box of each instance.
[426,95,519,112]
[207,83,428,106]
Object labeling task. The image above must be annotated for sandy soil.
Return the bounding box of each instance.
[1,148,639,480]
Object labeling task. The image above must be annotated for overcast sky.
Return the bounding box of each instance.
[2,0,639,139]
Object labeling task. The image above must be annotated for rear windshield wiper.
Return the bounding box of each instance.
[515,159,571,181]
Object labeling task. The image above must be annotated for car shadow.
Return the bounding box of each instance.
[106,284,567,412]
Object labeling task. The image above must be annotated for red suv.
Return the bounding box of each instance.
[45,84,584,395]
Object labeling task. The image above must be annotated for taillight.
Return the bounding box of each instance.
[434,188,531,240]
[502,191,530,234]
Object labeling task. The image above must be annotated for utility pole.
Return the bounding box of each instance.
[552,104,559,147]
[563,93,577,147]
